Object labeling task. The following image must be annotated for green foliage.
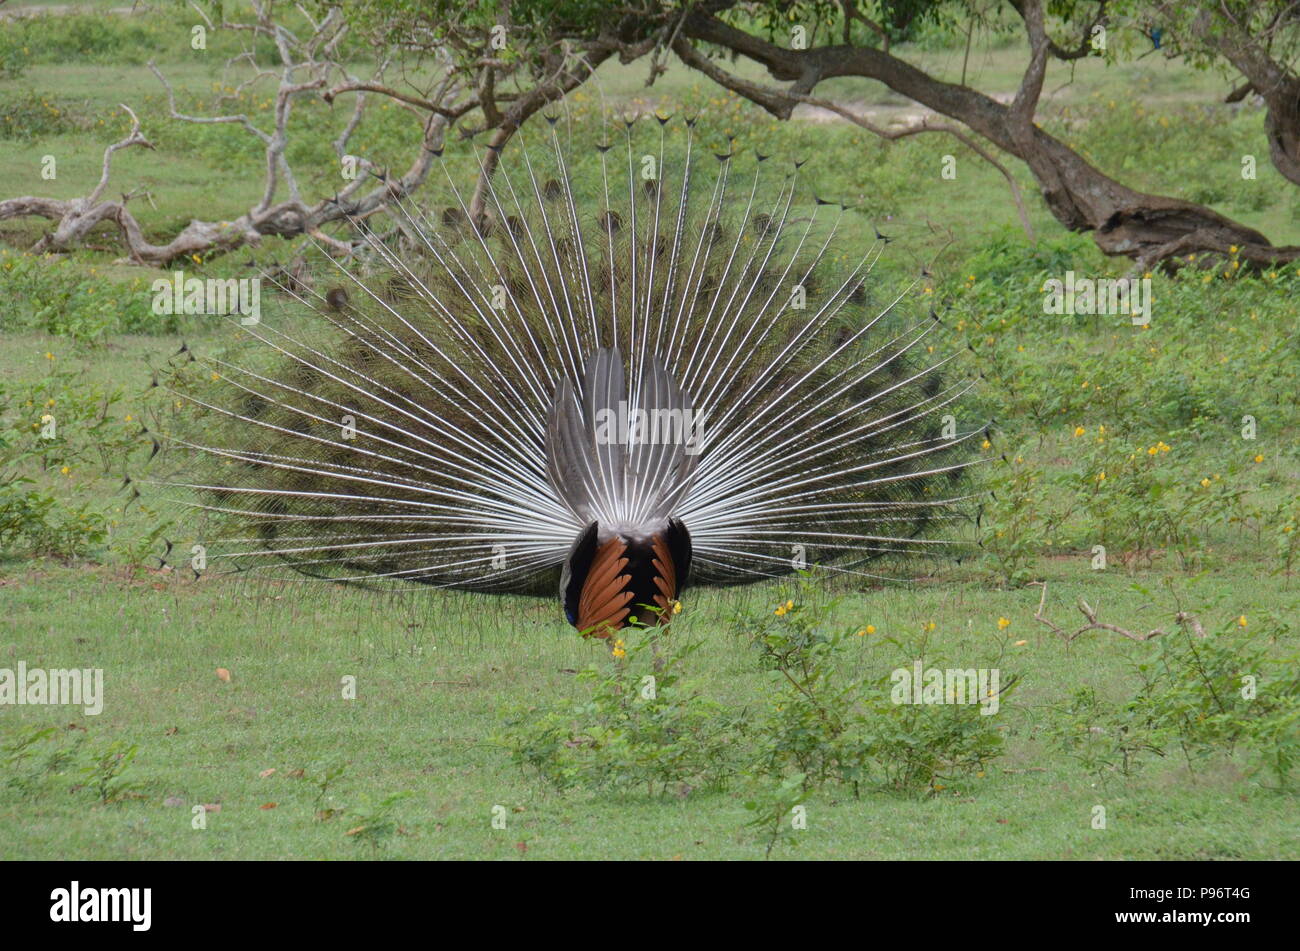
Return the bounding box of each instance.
[744,580,1011,794]
[1266,497,1300,580]
[746,597,874,790]
[79,739,142,804]
[4,727,140,804]
[344,791,413,853]
[961,231,1098,286]
[0,9,278,69]
[0,253,175,340]
[310,760,349,815]
[0,358,152,561]
[946,250,1299,582]
[741,772,807,858]
[980,457,1054,586]
[736,0,955,46]
[501,582,1014,854]
[735,583,1012,851]
[0,478,108,561]
[498,625,743,796]
[0,92,94,140]
[1046,599,1299,788]
[1055,94,1288,216]
[3,726,82,798]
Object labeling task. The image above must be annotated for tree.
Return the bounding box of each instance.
[582,0,1299,268]
[1123,1,1300,189]
[0,0,636,263]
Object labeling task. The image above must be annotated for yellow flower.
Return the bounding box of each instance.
[60,466,70,476]
[44,351,54,360]
[924,621,936,632]
[865,624,876,635]
[672,601,682,615]
[786,600,794,610]
[997,617,1010,630]
[1096,471,1106,482]
[1073,426,1085,437]
[1254,454,1264,463]
[981,439,991,450]
[1238,616,1248,628]
[1200,478,1211,488]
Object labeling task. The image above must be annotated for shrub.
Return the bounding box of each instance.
[1046,598,1299,788]
[498,625,744,797]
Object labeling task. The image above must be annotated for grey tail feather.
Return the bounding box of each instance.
[545,346,698,530]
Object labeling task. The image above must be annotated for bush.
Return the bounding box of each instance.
[0,252,183,340]
[1046,597,1299,788]
[499,581,1015,855]
[498,625,744,797]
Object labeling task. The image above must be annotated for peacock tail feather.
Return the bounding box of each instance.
[151,115,980,630]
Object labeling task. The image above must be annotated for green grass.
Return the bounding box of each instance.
[0,558,1294,860]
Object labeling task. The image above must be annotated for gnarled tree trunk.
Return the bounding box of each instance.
[672,0,1300,268]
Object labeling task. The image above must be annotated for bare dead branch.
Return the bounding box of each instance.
[1030,581,1208,644]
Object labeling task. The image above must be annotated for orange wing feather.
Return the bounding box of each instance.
[650,534,677,618]
[577,537,633,636]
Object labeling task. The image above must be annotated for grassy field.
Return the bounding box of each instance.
[1,3,1297,860]
[0,558,1295,860]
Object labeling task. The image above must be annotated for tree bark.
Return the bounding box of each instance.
[1188,7,1300,188]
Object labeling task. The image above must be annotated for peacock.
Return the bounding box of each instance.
[156,116,979,637]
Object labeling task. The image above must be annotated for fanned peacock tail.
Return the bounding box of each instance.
[152,115,981,634]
